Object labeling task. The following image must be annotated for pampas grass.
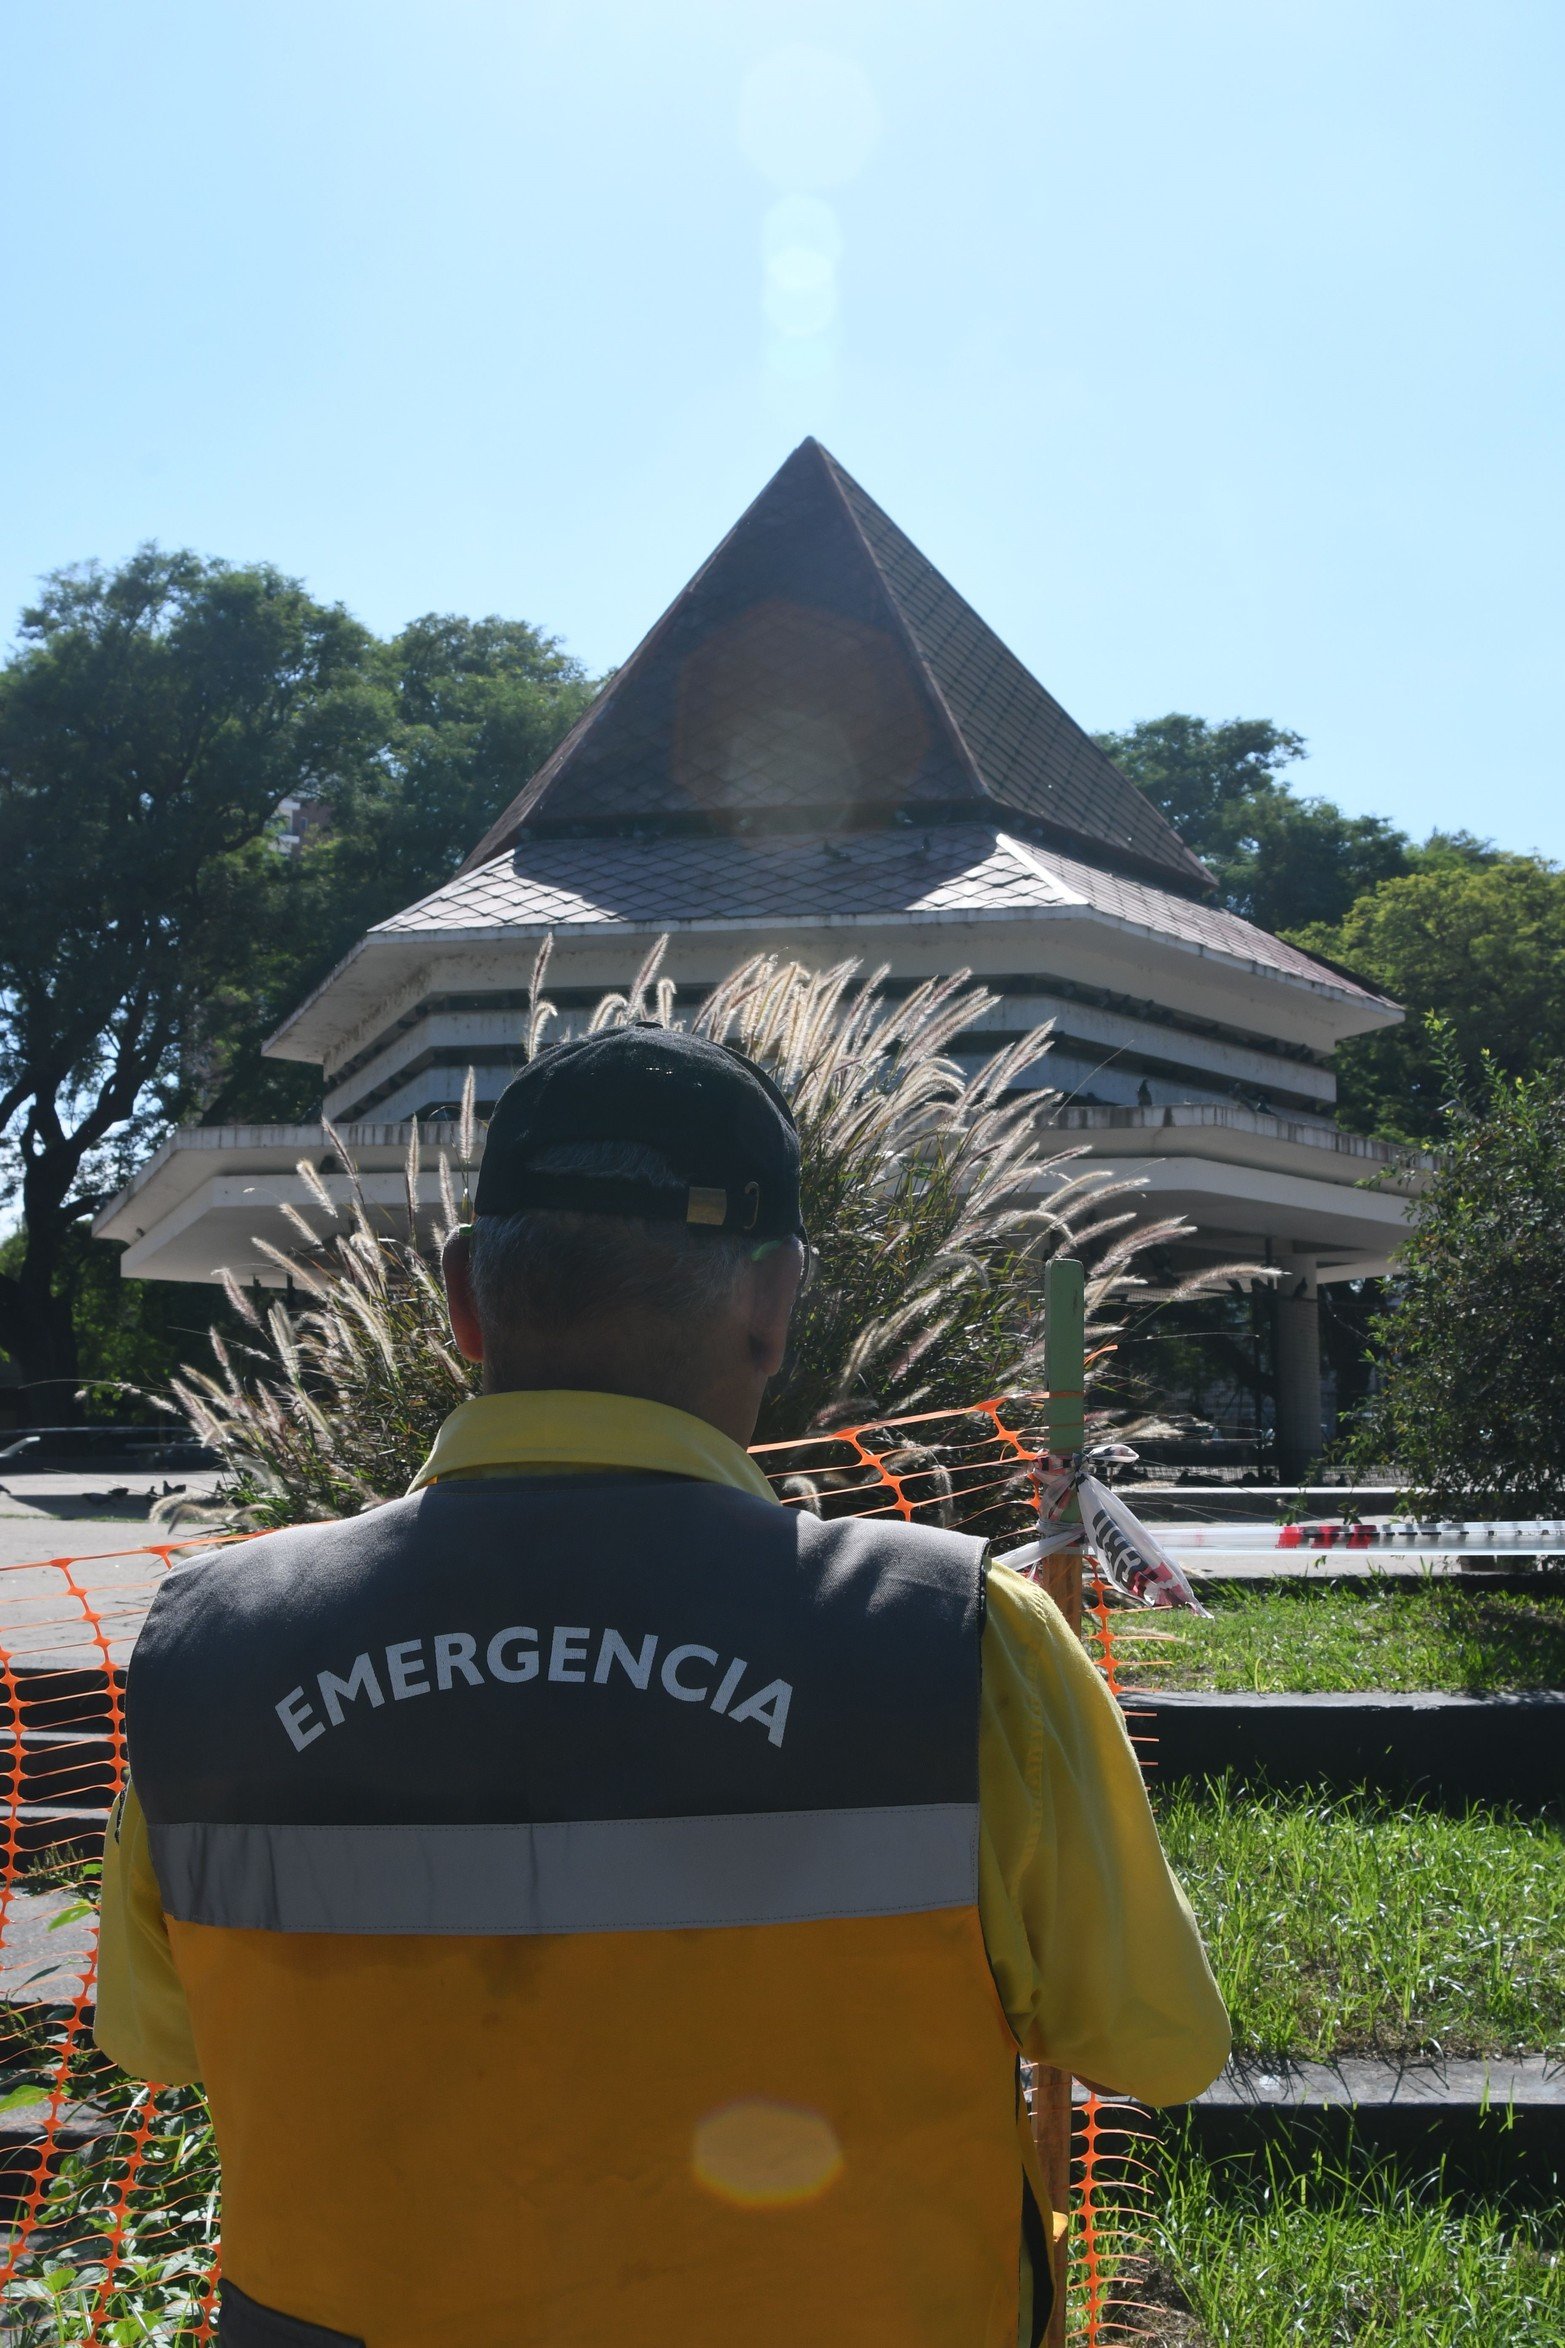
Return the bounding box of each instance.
[160,937,1246,1524]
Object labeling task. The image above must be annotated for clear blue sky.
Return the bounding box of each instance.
[2,1,1560,858]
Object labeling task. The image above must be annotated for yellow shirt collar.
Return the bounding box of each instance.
[409,1388,779,1508]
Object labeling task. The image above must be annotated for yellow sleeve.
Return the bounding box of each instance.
[94,1781,203,2085]
[977,1562,1229,2105]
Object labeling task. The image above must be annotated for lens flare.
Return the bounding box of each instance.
[760,194,842,352]
[763,260,836,340]
[692,2099,845,2208]
[738,47,881,191]
[762,195,843,271]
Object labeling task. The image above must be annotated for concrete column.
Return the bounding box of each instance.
[1274,1257,1322,1481]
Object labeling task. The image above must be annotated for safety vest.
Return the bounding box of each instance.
[128,1473,1049,2347]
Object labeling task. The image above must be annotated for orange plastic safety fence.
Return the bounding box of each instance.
[1066,1563,1161,2342]
[751,1387,1060,1540]
[0,1408,1157,2344]
[0,1535,238,2338]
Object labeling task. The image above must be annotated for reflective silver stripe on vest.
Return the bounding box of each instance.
[148,1804,979,1936]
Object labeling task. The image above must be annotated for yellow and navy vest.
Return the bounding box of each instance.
[128,1475,1049,2348]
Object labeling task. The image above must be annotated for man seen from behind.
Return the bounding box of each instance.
[97,1027,1229,2348]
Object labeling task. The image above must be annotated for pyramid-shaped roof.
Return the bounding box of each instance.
[460,440,1212,894]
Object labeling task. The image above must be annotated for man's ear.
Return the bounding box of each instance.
[747,1241,804,1380]
[442,1228,485,1364]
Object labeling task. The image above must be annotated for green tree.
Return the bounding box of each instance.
[0,559,596,1412]
[0,548,381,1409]
[1349,1042,1565,1510]
[1405,829,1504,874]
[193,614,594,1126]
[374,612,594,900]
[1289,855,1565,1141]
[1097,713,1412,931]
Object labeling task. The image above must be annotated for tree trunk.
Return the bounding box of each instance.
[0,1247,82,1420]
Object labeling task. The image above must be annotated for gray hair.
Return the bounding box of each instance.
[467,1142,754,1339]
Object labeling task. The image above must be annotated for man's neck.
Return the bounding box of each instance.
[481,1359,759,1450]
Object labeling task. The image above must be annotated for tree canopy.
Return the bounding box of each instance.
[1096,713,1415,932]
[194,612,594,1125]
[0,550,378,1400]
[0,549,592,1408]
[1099,711,1560,1146]
[1288,855,1565,1142]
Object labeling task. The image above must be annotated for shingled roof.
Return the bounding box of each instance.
[381,824,1390,1009]
[460,440,1213,895]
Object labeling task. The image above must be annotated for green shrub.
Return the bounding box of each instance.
[1350,1033,1565,1511]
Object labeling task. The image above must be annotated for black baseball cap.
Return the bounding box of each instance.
[473,1027,806,1241]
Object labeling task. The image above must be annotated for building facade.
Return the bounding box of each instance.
[98,441,1416,1471]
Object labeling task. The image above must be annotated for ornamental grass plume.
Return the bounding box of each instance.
[162,937,1239,1526]
[158,1108,477,1526]
[687,945,1202,1442]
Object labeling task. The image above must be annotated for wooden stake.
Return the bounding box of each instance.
[1035,1255,1084,2346]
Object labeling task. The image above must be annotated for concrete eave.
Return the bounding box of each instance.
[264,895,1401,1075]
[98,1105,1423,1287]
[1052,1103,1428,1191]
[1037,1106,1422,1274]
[92,1120,470,1278]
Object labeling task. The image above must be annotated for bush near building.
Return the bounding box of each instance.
[1346,1037,1565,1512]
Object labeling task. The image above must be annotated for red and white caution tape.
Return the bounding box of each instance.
[998,1449,1211,1616]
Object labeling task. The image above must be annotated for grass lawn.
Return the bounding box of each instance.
[1154,1781,1565,2060]
[1132,2141,1565,2347]
[1100,1580,1565,1693]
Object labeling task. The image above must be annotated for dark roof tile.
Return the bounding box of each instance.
[379,826,1388,1004]
[460,441,1212,895]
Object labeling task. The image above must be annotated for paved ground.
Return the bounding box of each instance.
[0,1473,227,1571]
[0,1515,181,1571]
[0,1888,96,2004]
[0,1474,226,1505]
[0,1483,231,1663]
[0,1550,178,1666]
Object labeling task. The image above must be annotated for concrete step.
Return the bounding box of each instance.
[1194,2054,1565,2109]
[1124,1688,1565,1808]
[0,1731,118,1815]
[2,1666,128,1735]
[1168,2056,1565,2198]
[1185,1561,1565,1589]
[1,1807,112,1867]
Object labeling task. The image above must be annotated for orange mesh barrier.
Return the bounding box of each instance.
[1069,1563,1159,2343]
[0,1535,237,2338]
[0,1407,1157,2343]
[750,1390,1058,1538]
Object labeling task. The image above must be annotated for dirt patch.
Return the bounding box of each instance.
[1118,2263,1214,2347]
